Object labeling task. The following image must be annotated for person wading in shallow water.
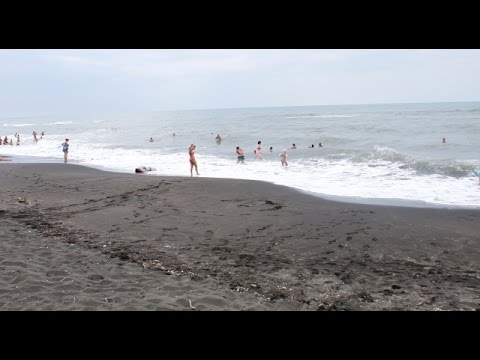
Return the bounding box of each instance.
[189,144,199,177]
[236,146,245,164]
[62,139,69,163]
[279,149,288,166]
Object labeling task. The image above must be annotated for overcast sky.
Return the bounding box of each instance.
[1,49,480,117]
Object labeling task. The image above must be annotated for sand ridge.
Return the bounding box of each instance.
[0,163,479,310]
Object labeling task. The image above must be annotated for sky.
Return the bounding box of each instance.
[1,49,480,117]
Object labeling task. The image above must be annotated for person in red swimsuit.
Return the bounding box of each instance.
[189,144,199,177]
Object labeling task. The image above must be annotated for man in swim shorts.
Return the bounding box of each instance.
[236,146,245,164]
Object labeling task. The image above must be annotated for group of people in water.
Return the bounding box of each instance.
[183,135,327,176]
[32,130,45,143]
[0,131,46,146]
[182,134,479,183]
[0,135,15,146]
[0,132,24,146]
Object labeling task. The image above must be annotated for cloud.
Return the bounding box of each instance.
[1,49,480,116]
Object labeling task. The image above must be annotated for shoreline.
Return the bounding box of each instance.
[2,154,477,210]
[0,162,479,310]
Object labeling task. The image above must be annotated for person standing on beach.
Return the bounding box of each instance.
[236,146,245,164]
[279,149,288,166]
[189,144,199,176]
[62,139,69,163]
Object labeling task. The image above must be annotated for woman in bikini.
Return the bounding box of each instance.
[189,144,199,176]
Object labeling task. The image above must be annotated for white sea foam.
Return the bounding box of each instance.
[2,123,35,127]
[286,114,357,119]
[43,121,73,125]
[4,138,479,207]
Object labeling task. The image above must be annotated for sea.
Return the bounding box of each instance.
[1,102,480,208]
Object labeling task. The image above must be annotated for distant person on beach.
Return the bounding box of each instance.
[149,137,154,142]
[279,149,288,166]
[442,138,446,143]
[236,146,245,164]
[291,144,297,150]
[189,144,199,176]
[215,133,222,144]
[62,139,69,163]
[256,141,263,160]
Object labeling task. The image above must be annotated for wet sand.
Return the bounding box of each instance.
[0,163,479,310]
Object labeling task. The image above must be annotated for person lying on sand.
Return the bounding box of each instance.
[135,166,157,173]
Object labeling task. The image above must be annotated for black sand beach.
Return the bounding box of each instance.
[0,163,479,310]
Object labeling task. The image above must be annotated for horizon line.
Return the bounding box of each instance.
[2,100,479,119]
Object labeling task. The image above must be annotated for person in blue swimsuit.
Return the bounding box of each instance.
[62,139,69,163]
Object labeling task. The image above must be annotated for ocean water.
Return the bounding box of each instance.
[2,102,480,208]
